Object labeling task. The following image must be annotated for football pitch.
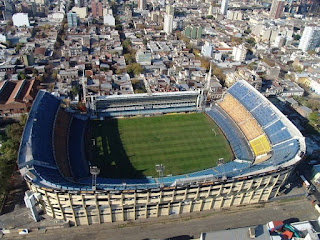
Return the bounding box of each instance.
[90,113,233,179]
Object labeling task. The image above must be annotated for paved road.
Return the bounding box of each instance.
[5,197,318,240]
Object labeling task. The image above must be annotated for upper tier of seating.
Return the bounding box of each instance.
[218,94,264,141]
[226,81,301,163]
[228,82,280,128]
[264,120,291,145]
[31,92,61,166]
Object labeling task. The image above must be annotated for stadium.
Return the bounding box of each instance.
[18,80,305,226]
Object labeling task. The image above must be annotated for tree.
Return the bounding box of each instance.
[246,37,256,47]
[71,85,79,99]
[127,63,143,77]
[52,70,58,80]
[124,53,135,65]
[122,39,132,51]
[18,72,25,80]
[15,43,23,53]
[244,28,251,35]
[293,34,301,41]
[143,39,148,46]
[0,115,27,195]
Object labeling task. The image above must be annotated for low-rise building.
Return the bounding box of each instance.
[0,79,39,116]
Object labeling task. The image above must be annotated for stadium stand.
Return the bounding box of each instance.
[88,91,200,117]
[53,109,73,178]
[69,117,90,179]
[249,135,271,156]
[267,139,300,166]
[264,120,292,145]
[16,81,306,225]
[206,106,254,161]
[224,80,302,166]
[218,94,265,141]
[18,84,304,193]
[30,91,61,166]
[251,103,278,127]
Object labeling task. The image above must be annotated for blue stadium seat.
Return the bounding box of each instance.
[264,120,292,145]
[31,92,61,165]
[69,117,90,179]
[206,106,254,161]
[267,139,299,165]
[228,82,250,100]
[239,92,263,111]
[250,104,278,127]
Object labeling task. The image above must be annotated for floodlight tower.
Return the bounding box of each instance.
[218,158,227,180]
[90,166,100,191]
[155,164,165,188]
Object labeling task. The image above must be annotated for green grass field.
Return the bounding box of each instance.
[90,113,233,179]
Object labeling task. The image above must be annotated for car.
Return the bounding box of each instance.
[18,229,29,235]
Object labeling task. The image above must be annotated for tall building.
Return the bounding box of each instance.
[67,12,78,28]
[91,0,102,18]
[232,45,247,62]
[3,0,15,20]
[163,14,173,34]
[4,0,14,12]
[201,42,214,58]
[138,0,146,10]
[166,5,174,15]
[92,0,97,17]
[220,0,229,15]
[184,26,202,39]
[98,2,103,17]
[298,26,320,52]
[269,0,285,19]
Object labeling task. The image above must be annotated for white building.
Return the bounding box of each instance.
[103,14,115,26]
[103,8,112,16]
[166,5,174,16]
[227,11,243,20]
[201,42,214,58]
[163,14,173,34]
[208,5,219,16]
[273,35,285,48]
[220,0,229,15]
[298,26,320,52]
[48,12,65,23]
[31,0,48,5]
[0,34,6,43]
[71,7,87,19]
[310,78,320,95]
[12,13,30,27]
[232,45,247,62]
[138,0,146,10]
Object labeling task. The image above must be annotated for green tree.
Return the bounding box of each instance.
[18,72,25,80]
[52,70,58,80]
[246,37,256,47]
[124,53,135,65]
[293,34,301,41]
[122,39,132,51]
[127,63,143,77]
[0,115,27,195]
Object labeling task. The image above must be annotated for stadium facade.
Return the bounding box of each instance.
[18,80,305,226]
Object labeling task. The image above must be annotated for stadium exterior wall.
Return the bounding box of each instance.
[28,168,291,226]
